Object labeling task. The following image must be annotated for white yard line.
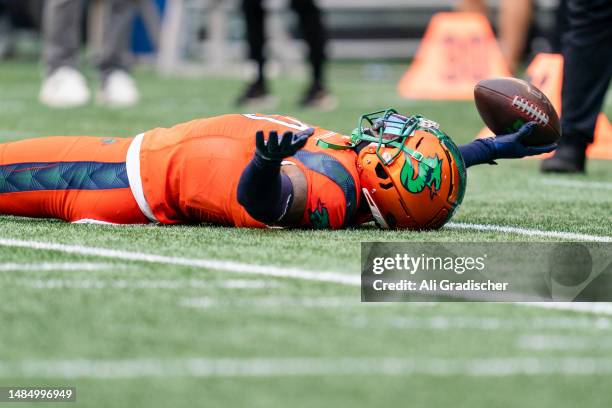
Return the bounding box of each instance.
[445,222,612,242]
[0,238,360,286]
[0,262,118,272]
[223,280,281,289]
[2,357,612,379]
[349,315,612,331]
[18,279,281,290]
[516,302,612,316]
[517,334,612,351]
[2,237,612,318]
[539,178,612,191]
[180,296,367,309]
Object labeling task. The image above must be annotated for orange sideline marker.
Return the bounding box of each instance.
[398,12,511,100]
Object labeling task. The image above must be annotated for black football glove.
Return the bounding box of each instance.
[255,128,314,162]
[492,122,557,159]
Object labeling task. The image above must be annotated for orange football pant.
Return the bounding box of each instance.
[0,136,148,224]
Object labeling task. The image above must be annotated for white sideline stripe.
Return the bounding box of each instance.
[180,297,438,309]
[222,280,282,289]
[518,302,612,316]
[518,335,612,351]
[350,315,612,331]
[0,238,360,286]
[446,222,612,242]
[3,357,612,378]
[540,178,612,191]
[180,296,366,309]
[18,279,280,290]
[0,263,117,272]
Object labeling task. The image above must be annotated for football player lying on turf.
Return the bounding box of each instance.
[0,110,555,229]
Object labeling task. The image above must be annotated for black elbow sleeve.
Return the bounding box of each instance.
[237,156,294,224]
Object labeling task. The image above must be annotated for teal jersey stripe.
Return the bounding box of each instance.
[0,161,129,193]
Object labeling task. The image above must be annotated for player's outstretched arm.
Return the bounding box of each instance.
[237,128,313,225]
[458,122,557,167]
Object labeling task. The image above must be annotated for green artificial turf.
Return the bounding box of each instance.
[0,60,611,408]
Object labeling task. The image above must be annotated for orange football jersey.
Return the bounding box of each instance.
[138,114,361,229]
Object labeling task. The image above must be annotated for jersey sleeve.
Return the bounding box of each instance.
[301,171,345,229]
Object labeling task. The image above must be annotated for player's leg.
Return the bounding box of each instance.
[42,0,81,75]
[541,0,612,173]
[290,0,334,108]
[92,0,139,107]
[498,0,532,73]
[455,0,487,14]
[235,0,271,106]
[40,0,90,107]
[0,136,148,224]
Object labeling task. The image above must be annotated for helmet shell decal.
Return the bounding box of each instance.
[399,153,443,197]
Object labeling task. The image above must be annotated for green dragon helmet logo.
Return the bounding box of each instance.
[399,154,443,197]
[309,199,330,229]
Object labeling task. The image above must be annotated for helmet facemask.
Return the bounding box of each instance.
[351,109,419,165]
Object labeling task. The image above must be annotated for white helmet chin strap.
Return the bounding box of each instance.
[362,188,390,229]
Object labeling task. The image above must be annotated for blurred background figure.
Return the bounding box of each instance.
[0,0,9,59]
[40,0,139,108]
[0,0,43,60]
[236,0,335,109]
[456,0,533,73]
[541,0,611,173]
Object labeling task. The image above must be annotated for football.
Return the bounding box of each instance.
[474,77,561,146]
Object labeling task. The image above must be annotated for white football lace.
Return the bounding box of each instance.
[512,96,549,126]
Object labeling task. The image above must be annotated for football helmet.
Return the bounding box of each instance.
[319,109,466,229]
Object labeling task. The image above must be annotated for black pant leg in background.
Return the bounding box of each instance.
[561,0,612,145]
[242,0,266,67]
[551,0,567,53]
[290,0,327,85]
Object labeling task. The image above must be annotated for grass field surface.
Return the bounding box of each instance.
[0,61,611,407]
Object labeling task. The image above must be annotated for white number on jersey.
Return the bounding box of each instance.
[242,114,311,132]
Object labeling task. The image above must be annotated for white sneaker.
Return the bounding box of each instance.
[39,66,91,108]
[97,70,140,107]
